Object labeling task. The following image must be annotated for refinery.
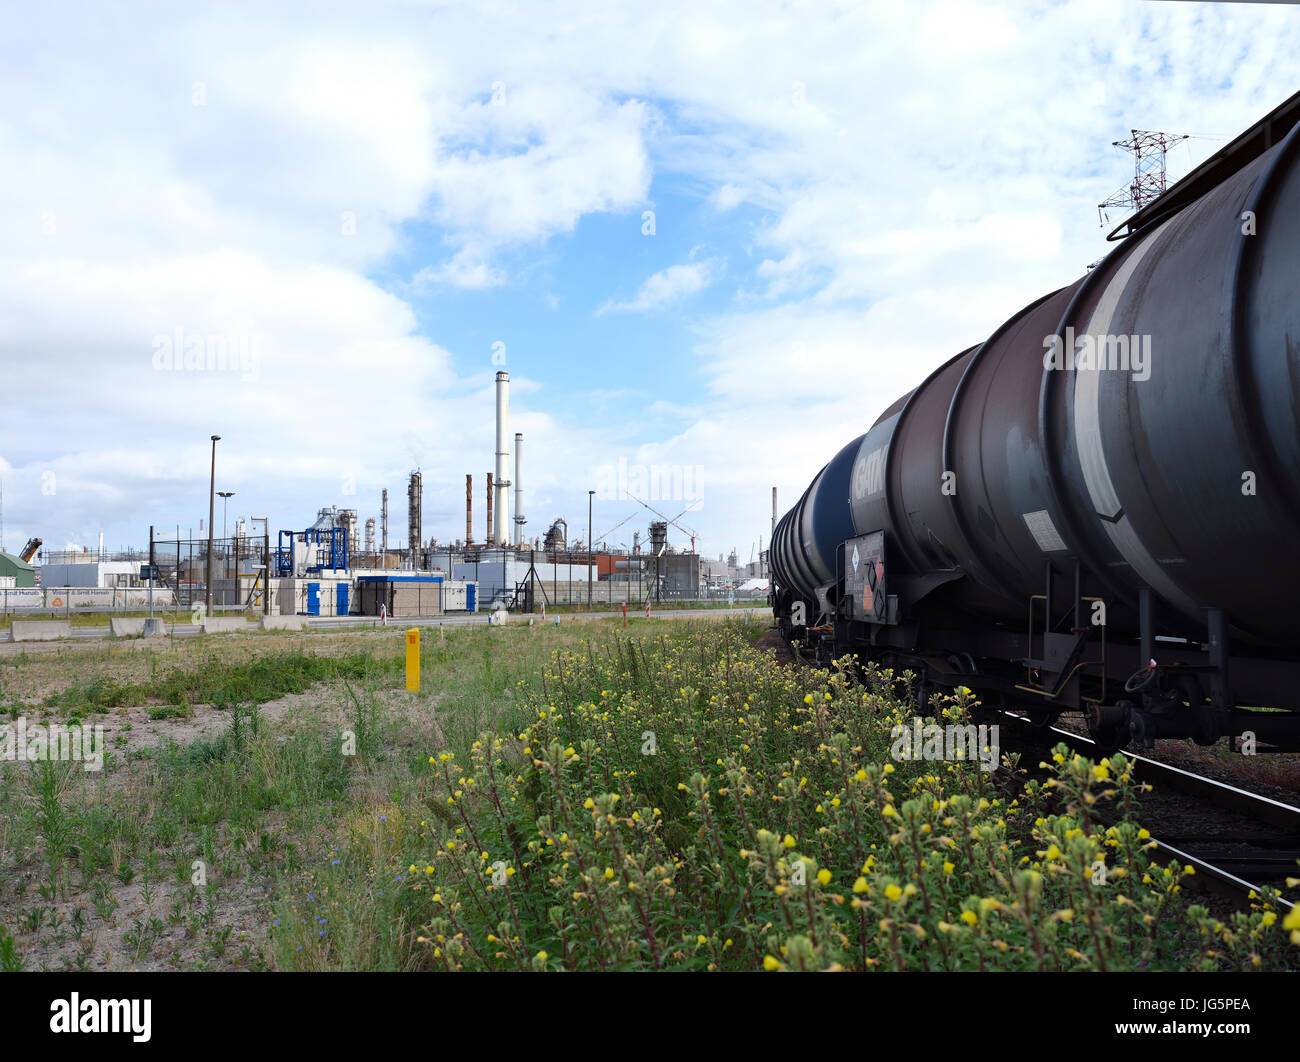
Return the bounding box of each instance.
[0,369,770,622]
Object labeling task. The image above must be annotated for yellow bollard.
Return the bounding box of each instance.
[406,628,420,692]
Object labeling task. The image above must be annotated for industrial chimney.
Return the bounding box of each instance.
[486,472,494,546]
[465,474,474,546]
[513,432,524,547]
[494,371,510,548]
[408,471,422,568]
[381,489,388,554]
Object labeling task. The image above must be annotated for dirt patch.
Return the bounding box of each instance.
[2,677,445,971]
[3,681,445,768]
[6,869,270,972]
[754,628,796,666]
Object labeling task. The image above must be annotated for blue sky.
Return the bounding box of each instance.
[2,0,1298,562]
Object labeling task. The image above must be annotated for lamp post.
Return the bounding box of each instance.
[217,491,235,591]
[205,435,220,614]
[217,492,235,542]
[587,490,595,607]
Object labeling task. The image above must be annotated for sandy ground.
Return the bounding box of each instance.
[1,671,444,972]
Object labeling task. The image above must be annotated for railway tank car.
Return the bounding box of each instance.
[771,91,1300,752]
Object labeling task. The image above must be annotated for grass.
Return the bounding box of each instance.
[287,627,1295,972]
[37,650,380,713]
[1,617,1295,971]
[0,619,665,969]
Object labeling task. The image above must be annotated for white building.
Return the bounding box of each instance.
[38,561,151,588]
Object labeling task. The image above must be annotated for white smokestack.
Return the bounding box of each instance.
[514,432,524,547]
[494,371,509,546]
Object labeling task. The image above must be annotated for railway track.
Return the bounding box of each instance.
[780,634,1300,910]
[997,710,1300,911]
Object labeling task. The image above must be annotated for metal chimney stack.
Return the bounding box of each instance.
[486,472,494,545]
[513,432,524,547]
[465,474,474,545]
[381,489,388,553]
[494,371,510,548]
[408,471,422,568]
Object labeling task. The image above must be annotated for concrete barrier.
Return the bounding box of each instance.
[200,617,249,634]
[10,620,73,642]
[109,618,167,638]
[259,616,306,632]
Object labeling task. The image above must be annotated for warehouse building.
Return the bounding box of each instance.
[0,552,37,588]
[39,560,150,588]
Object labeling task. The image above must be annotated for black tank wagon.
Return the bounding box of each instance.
[771,91,1300,753]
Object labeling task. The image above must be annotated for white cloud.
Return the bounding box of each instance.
[411,247,507,291]
[598,258,720,314]
[712,184,746,211]
[4,0,1300,556]
[419,89,653,279]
